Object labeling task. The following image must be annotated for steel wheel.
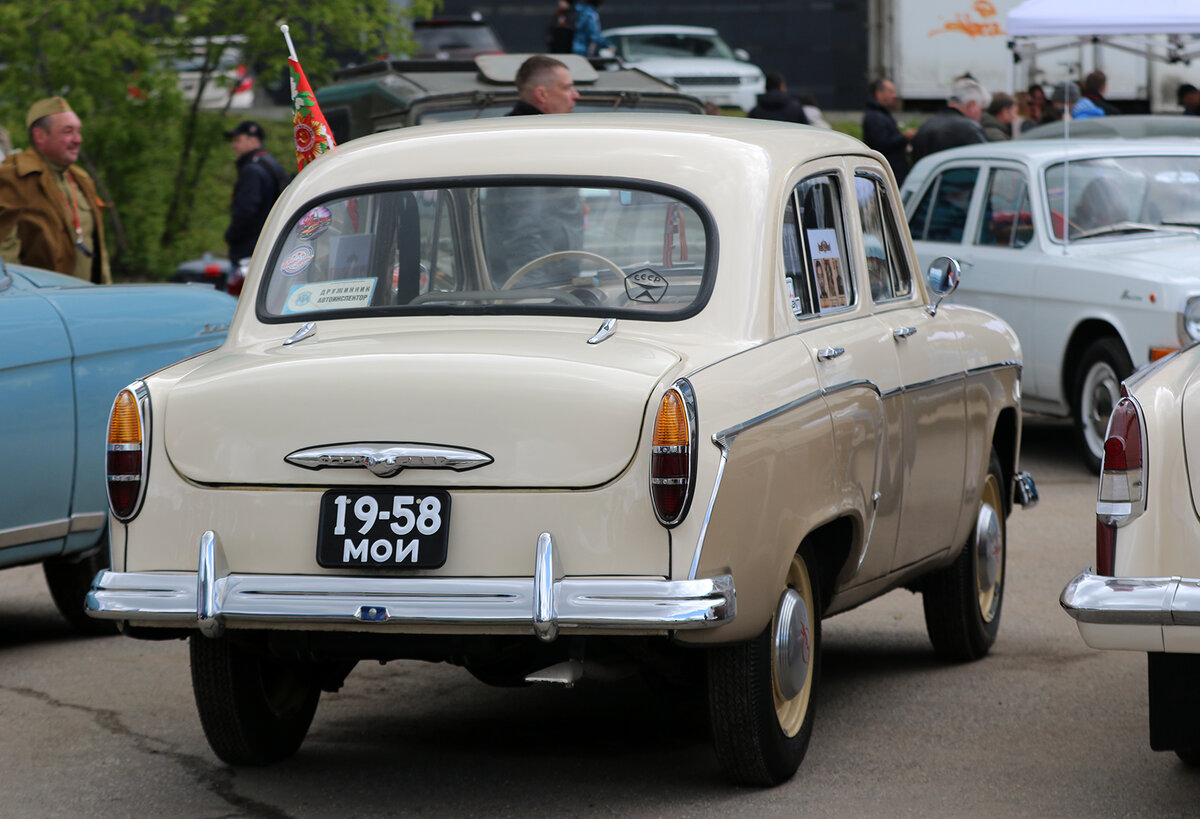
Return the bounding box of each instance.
[773,553,816,737]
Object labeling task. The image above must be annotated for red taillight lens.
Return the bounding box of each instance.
[1095,395,1145,574]
[107,385,149,521]
[650,384,695,527]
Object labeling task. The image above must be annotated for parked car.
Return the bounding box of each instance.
[901,139,1200,471]
[412,16,505,60]
[170,36,255,110]
[316,53,706,142]
[601,24,765,112]
[86,115,1035,786]
[1019,115,1200,140]
[0,261,235,632]
[1060,341,1200,766]
[172,253,246,297]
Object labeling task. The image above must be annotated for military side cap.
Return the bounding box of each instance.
[26,96,73,129]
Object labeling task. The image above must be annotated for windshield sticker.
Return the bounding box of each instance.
[298,206,333,239]
[283,278,377,314]
[807,229,848,310]
[330,233,373,278]
[280,245,315,276]
[624,268,668,303]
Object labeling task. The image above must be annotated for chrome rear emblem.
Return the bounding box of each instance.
[285,443,493,478]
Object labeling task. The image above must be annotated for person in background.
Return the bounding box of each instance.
[507,54,579,115]
[1081,71,1121,115]
[748,72,809,124]
[0,96,109,282]
[1178,83,1200,115]
[796,94,832,129]
[546,0,574,54]
[572,0,611,57]
[224,120,287,271]
[862,77,914,184]
[1025,84,1047,125]
[910,76,988,164]
[981,92,1017,140]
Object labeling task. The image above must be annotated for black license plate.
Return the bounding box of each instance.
[317,489,450,569]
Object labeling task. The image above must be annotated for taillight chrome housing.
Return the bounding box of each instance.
[1095,393,1146,575]
[650,380,698,527]
[107,381,151,522]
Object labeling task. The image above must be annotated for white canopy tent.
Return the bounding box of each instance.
[1007,0,1200,98]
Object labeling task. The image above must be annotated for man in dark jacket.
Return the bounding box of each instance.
[225,120,287,269]
[1081,71,1121,116]
[748,73,809,124]
[862,78,913,184]
[910,77,988,165]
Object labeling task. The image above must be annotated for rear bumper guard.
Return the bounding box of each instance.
[86,531,736,641]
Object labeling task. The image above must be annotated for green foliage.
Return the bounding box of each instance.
[0,0,440,281]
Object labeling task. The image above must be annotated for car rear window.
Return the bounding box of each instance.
[258,182,713,321]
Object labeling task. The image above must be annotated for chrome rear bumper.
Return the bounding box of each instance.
[86,531,736,641]
[1061,570,1200,626]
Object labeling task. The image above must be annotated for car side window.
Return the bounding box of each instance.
[420,191,460,292]
[908,167,979,243]
[855,172,914,302]
[783,173,855,317]
[976,169,1034,249]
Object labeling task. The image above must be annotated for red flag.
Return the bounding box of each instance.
[288,56,335,171]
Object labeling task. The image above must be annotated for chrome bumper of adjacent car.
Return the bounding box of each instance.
[85,531,737,642]
[1014,470,1038,509]
[1060,570,1200,651]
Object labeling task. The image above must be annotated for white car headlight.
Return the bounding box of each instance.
[1181,296,1200,343]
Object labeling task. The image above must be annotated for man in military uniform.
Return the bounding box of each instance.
[0,97,110,282]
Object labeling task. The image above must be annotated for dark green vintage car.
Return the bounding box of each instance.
[317,53,707,142]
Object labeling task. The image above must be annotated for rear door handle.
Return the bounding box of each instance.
[816,346,845,361]
[893,326,917,340]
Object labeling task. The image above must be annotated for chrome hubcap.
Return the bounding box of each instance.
[1081,360,1119,460]
[774,587,812,700]
[974,475,1004,623]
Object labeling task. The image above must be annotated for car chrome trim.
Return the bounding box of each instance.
[713,387,827,447]
[282,321,316,346]
[587,318,617,344]
[690,445,729,580]
[69,512,108,533]
[0,519,70,549]
[1061,570,1200,626]
[85,534,737,636]
[285,443,494,477]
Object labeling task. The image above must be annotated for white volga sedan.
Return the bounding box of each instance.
[87,115,1035,786]
[1061,342,1200,766]
[901,140,1200,472]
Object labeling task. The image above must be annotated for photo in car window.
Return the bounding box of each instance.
[783,173,854,317]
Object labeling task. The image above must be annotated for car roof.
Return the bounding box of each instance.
[603,25,721,37]
[1019,115,1200,140]
[908,137,1200,173]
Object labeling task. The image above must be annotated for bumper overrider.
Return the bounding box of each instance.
[86,531,737,641]
[1061,570,1200,650]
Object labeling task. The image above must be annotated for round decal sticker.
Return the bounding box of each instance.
[280,245,315,276]
[298,206,332,239]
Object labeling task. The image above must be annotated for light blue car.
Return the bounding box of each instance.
[0,260,235,632]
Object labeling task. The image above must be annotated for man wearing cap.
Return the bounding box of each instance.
[0,96,110,282]
[225,120,287,270]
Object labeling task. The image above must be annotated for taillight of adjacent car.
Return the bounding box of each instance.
[1095,393,1146,575]
[650,380,698,527]
[107,382,150,522]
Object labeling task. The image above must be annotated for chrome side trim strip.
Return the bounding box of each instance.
[689,446,729,580]
[0,519,69,549]
[69,512,107,533]
[1061,571,1200,626]
[714,388,826,447]
[285,443,494,477]
[86,537,737,636]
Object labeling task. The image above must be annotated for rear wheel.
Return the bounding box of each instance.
[44,543,117,635]
[1071,338,1133,473]
[922,450,1006,662]
[707,547,820,786]
[190,635,321,766]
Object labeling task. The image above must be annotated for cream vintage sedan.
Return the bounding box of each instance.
[87,115,1035,786]
[1061,342,1200,766]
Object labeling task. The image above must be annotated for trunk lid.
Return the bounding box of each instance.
[163,327,679,488]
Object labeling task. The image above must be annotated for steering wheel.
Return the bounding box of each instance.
[502,250,626,291]
[409,288,584,306]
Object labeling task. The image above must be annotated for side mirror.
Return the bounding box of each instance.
[734,48,751,62]
[925,256,961,315]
